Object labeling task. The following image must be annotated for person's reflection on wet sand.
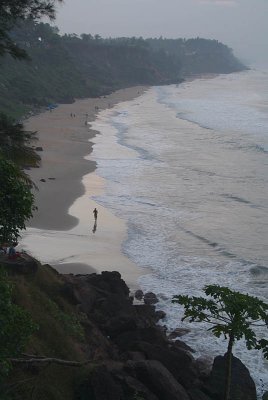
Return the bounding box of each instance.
[92,221,97,233]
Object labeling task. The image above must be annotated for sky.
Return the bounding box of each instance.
[54,0,268,66]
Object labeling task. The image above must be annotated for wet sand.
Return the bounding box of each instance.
[22,86,148,288]
[25,86,147,230]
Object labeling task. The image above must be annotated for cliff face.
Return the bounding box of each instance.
[0,21,246,118]
[0,258,256,400]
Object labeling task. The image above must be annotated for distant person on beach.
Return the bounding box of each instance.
[93,208,98,221]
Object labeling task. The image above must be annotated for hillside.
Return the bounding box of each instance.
[146,37,246,75]
[0,21,246,118]
[0,257,257,400]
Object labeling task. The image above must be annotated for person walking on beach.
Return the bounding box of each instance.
[93,208,98,221]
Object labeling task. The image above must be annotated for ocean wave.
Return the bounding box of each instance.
[90,71,268,397]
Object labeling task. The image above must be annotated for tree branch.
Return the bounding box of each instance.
[10,357,91,367]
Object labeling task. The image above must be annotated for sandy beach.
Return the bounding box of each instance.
[22,86,148,288]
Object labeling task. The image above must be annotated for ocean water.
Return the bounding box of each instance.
[90,70,268,397]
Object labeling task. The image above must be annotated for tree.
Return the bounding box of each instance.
[0,268,37,377]
[0,156,36,244]
[172,285,268,400]
[0,113,40,168]
[0,0,62,59]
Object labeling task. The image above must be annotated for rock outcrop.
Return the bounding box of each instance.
[64,271,258,400]
[2,261,257,400]
[202,354,257,400]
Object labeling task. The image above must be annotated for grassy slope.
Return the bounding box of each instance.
[1,263,93,400]
[8,264,86,360]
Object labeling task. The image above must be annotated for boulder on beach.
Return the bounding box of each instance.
[134,289,144,301]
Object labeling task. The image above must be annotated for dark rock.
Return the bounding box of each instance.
[187,388,212,400]
[3,254,38,275]
[65,277,97,312]
[118,375,158,400]
[169,328,191,339]
[114,327,168,353]
[76,365,123,400]
[8,267,217,399]
[89,271,130,297]
[195,356,213,378]
[48,177,56,180]
[91,366,123,400]
[60,282,81,305]
[126,360,190,400]
[123,341,199,389]
[106,315,138,338]
[35,146,43,151]
[144,292,159,305]
[126,351,146,361]
[155,310,166,320]
[134,304,163,325]
[63,273,162,342]
[158,324,168,335]
[40,178,46,182]
[173,339,195,353]
[60,271,204,396]
[203,354,257,400]
[135,289,144,301]
[62,270,130,317]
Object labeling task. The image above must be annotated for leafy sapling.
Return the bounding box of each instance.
[172,285,268,400]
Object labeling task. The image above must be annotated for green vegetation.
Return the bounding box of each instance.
[0,110,40,244]
[0,264,89,399]
[0,156,36,243]
[0,113,40,167]
[173,285,268,400]
[0,21,246,119]
[0,6,251,399]
[9,264,87,359]
[0,0,62,59]
[132,391,146,400]
[146,37,245,75]
[0,268,37,378]
[45,298,85,341]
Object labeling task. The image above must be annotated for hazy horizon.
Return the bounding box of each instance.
[53,0,268,68]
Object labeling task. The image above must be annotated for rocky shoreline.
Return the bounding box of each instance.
[2,256,258,400]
